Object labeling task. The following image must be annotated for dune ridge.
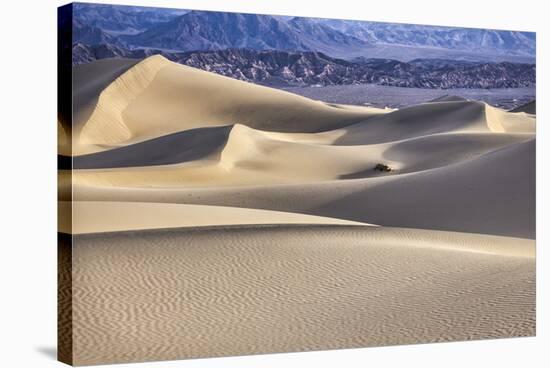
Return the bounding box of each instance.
[69,137,535,238]
[70,126,533,186]
[75,55,387,154]
[72,58,141,134]
[79,55,168,145]
[59,201,373,234]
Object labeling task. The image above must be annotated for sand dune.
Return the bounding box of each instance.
[59,201,372,234]
[331,100,534,145]
[72,137,535,238]
[71,225,534,365]
[63,56,536,365]
[70,128,532,187]
[72,125,232,169]
[72,58,140,134]
[66,57,535,238]
[486,102,536,133]
[75,55,386,154]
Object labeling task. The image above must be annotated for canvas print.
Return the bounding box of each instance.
[58,2,536,366]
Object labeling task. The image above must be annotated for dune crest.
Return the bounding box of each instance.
[76,56,387,154]
[60,201,373,234]
[79,55,169,145]
[428,95,468,103]
[486,103,536,133]
[71,126,532,189]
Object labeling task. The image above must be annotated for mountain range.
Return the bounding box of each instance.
[73,44,535,89]
[73,3,187,34]
[72,5,535,63]
[319,18,536,56]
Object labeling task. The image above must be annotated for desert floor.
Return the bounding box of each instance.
[59,55,535,365]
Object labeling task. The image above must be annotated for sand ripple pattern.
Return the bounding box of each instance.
[71,225,535,365]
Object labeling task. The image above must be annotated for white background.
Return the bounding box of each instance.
[0,0,547,366]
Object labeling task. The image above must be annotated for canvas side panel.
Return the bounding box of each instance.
[58,3,73,366]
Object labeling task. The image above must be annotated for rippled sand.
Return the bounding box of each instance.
[70,226,534,365]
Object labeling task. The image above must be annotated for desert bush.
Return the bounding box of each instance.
[374,163,392,172]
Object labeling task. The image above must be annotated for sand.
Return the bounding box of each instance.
[60,201,372,234]
[61,55,536,365]
[74,55,386,154]
[72,58,140,135]
[71,225,534,365]
[70,134,535,238]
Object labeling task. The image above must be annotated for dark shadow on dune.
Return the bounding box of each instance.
[340,167,395,180]
[72,125,233,169]
[324,102,345,109]
[36,346,57,360]
[72,58,141,132]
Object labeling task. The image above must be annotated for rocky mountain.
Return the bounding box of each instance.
[73,19,116,45]
[73,44,535,89]
[316,18,535,57]
[121,11,312,52]
[286,17,369,53]
[73,3,187,35]
[72,43,143,64]
[120,11,372,55]
[71,6,535,62]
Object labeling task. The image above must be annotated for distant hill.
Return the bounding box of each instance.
[73,44,536,89]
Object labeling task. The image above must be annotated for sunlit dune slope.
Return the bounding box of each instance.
[75,55,387,154]
[65,55,536,239]
[59,201,373,234]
